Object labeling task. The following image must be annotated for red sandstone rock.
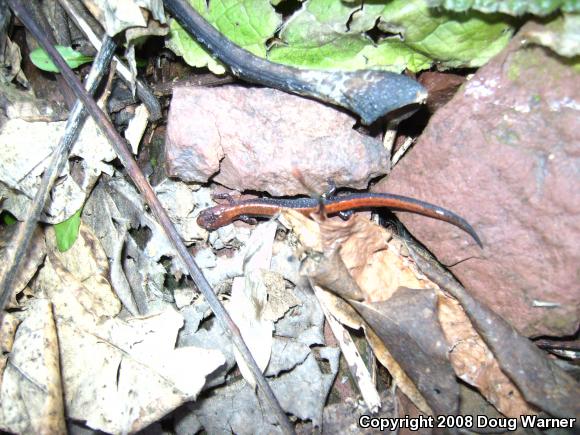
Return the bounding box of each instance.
[165,86,389,196]
[419,71,466,112]
[377,23,580,337]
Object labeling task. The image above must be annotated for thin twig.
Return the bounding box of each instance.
[0,36,117,322]
[391,136,415,167]
[6,2,294,433]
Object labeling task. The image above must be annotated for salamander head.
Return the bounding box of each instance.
[196,205,227,230]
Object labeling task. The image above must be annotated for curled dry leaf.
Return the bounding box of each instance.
[0,299,66,435]
[301,250,364,301]
[81,0,166,37]
[282,210,431,301]
[352,289,459,417]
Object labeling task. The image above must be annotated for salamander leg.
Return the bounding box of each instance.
[338,210,354,220]
[322,179,337,199]
[239,215,258,225]
[211,192,237,204]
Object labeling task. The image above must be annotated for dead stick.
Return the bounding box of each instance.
[6,2,294,433]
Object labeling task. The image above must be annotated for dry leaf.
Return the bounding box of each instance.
[124,104,149,154]
[301,250,364,301]
[282,206,552,421]
[17,223,227,433]
[0,224,46,308]
[352,289,459,416]
[438,294,538,417]
[0,118,115,223]
[229,271,274,388]
[0,299,66,435]
[81,0,165,37]
[317,289,432,415]
[313,286,381,412]
[228,221,294,387]
[44,224,121,319]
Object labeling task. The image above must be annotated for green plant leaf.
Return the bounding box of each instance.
[166,0,282,74]
[268,0,432,72]
[426,0,579,16]
[29,46,94,73]
[54,207,82,252]
[270,0,515,72]
[1,211,17,226]
[168,0,514,74]
[378,0,516,69]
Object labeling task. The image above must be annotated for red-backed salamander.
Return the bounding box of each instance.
[197,193,483,247]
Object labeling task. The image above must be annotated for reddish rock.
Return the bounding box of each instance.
[419,71,466,112]
[376,24,580,337]
[165,86,389,196]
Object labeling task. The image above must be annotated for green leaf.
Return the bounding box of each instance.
[268,0,432,72]
[166,0,282,74]
[377,0,516,69]
[271,0,514,72]
[54,207,82,252]
[29,46,94,73]
[426,0,580,16]
[167,0,514,74]
[1,211,17,226]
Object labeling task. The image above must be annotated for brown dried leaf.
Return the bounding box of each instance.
[44,224,121,318]
[0,299,66,434]
[301,250,364,301]
[352,289,459,416]
[284,208,544,419]
[438,295,538,417]
[282,211,430,302]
